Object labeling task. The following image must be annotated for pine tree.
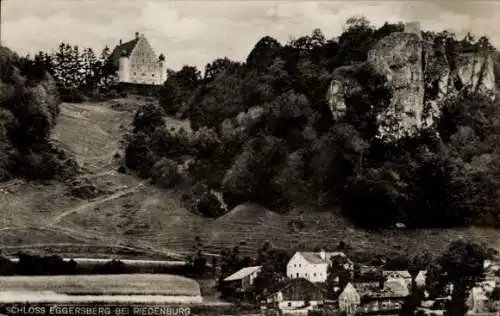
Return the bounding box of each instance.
[81,47,99,91]
[70,45,86,89]
[53,42,73,90]
[98,45,117,91]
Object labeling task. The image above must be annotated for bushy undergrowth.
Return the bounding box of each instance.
[124,18,500,229]
[0,46,78,181]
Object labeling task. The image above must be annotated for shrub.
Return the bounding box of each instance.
[151,157,179,188]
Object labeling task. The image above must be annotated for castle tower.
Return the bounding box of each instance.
[158,53,167,85]
[404,21,422,40]
[118,50,130,83]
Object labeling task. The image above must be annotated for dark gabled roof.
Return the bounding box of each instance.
[352,280,409,301]
[353,282,380,298]
[298,251,349,265]
[267,278,326,300]
[382,270,412,279]
[109,38,139,67]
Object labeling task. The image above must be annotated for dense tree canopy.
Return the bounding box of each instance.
[0,46,77,181]
[125,17,500,228]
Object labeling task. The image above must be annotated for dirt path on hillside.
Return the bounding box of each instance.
[46,182,144,227]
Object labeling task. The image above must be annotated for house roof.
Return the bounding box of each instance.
[359,265,380,274]
[416,270,427,279]
[351,280,409,300]
[223,265,262,282]
[352,282,380,297]
[382,270,412,279]
[298,251,349,265]
[268,278,326,301]
[383,279,410,297]
[109,38,140,67]
[342,283,359,294]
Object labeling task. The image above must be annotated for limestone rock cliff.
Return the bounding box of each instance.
[326,65,363,120]
[367,32,424,140]
[326,22,497,142]
[453,52,496,97]
[422,40,450,127]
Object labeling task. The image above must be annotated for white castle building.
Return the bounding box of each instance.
[110,32,167,85]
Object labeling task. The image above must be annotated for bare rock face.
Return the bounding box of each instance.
[422,40,451,128]
[326,65,363,120]
[326,22,497,142]
[367,32,424,141]
[453,52,496,99]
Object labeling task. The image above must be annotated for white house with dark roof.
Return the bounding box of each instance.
[110,32,167,85]
[223,265,262,292]
[286,249,353,283]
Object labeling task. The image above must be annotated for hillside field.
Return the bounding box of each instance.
[0,97,499,261]
[0,274,201,296]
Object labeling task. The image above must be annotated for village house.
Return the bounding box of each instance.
[266,278,326,311]
[338,283,361,315]
[286,249,353,283]
[485,262,500,282]
[110,32,167,85]
[417,297,450,316]
[338,280,410,315]
[465,282,500,313]
[467,286,489,314]
[222,265,262,292]
[478,280,496,294]
[415,270,427,288]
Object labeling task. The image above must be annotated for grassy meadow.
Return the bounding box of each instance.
[0,274,201,296]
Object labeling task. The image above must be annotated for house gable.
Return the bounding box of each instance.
[113,33,166,85]
[129,36,158,66]
[287,252,328,282]
[339,283,361,314]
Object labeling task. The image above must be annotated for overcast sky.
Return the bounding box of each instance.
[2,0,499,71]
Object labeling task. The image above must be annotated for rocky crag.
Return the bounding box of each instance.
[327,21,497,142]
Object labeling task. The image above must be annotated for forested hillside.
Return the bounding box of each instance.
[124,17,500,229]
[0,46,78,181]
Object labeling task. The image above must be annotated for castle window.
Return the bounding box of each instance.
[142,73,145,76]
[133,72,136,76]
[152,74,155,77]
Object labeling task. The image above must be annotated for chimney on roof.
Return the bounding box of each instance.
[135,32,139,39]
[319,249,326,261]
